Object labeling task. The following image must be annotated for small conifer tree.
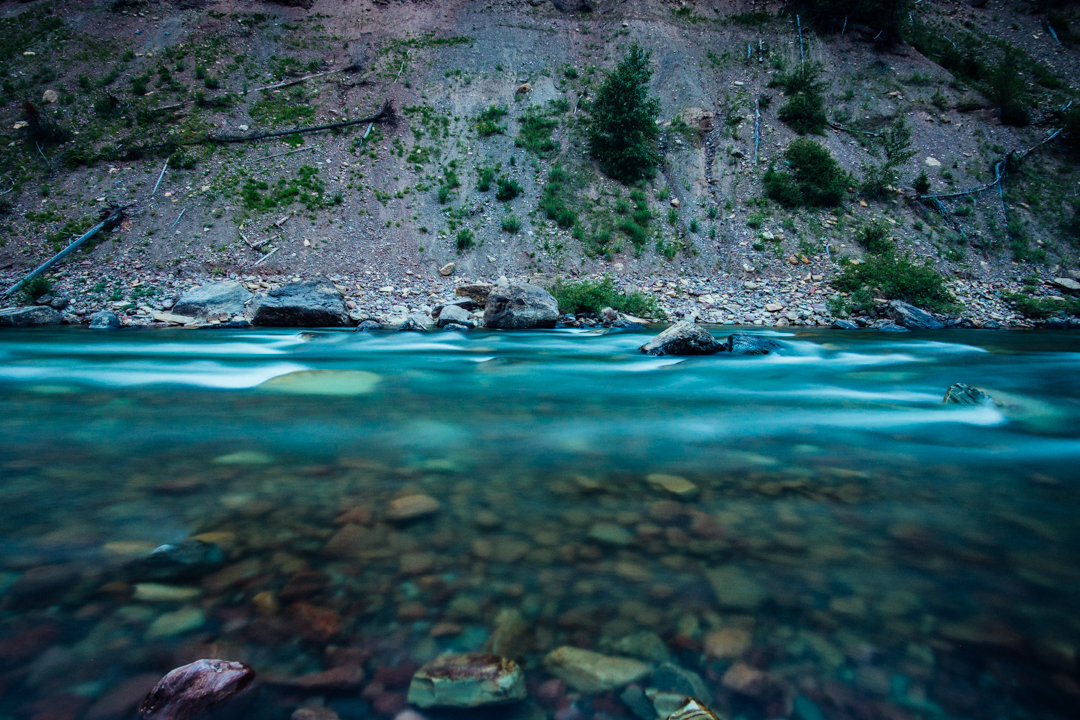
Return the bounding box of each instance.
[587,44,662,184]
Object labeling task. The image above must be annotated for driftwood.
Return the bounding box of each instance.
[4,206,124,296]
[254,67,350,93]
[207,100,395,144]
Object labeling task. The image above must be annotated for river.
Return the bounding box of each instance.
[0,327,1077,720]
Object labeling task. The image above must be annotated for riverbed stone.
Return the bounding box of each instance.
[133,583,201,602]
[652,662,712,703]
[644,473,698,497]
[942,382,995,406]
[887,300,944,330]
[406,653,525,708]
[250,277,351,327]
[486,609,531,659]
[704,627,752,659]
[173,281,252,320]
[437,304,472,327]
[588,522,633,546]
[386,494,441,521]
[0,306,62,327]
[639,322,723,356]
[612,631,671,663]
[129,540,225,582]
[542,646,650,692]
[831,319,858,330]
[145,607,205,639]
[139,659,255,720]
[483,283,559,329]
[704,566,767,609]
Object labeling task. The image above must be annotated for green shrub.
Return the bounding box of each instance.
[983,49,1030,127]
[666,207,679,226]
[21,275,51,301]
[1001,290,1080,319]
[1062,105,1080,154]
[437,185,450,203]
[770,63,827,135]
[516,107,559,157]
[765,139,848,207]
[832,251,954,312]
[586,43,662,183]
[855,219,895,254]
[495,176,522,202]
[550,276,660,317]
[456,228,475,251]
[477,166,495,192]
[501,215,521,233]
[476,105,508,136]
[913,170,931,196]
[131,75,150,96]
[746,213,764,228]
[788,0,909,42]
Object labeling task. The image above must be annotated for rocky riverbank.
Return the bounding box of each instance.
[3,264,1080,332]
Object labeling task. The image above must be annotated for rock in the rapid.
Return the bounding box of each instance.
[128,540,225,582]
[943,382,995,406]
[728,333,783,355]
[542,647,649,693]
[830,319,858,330]
[172,282,252,320]
[386,494,441,521]
[639,322,723,356]
[483,283,559,329]
[437,304,473,328]
[250,278,350,327]
[406,653,525,708]
[398,313,431,332]
[0,306,62,328]
[139,659,255,720]
[886,300,944,330]
[455,283,494,306]
[89,311,123,329]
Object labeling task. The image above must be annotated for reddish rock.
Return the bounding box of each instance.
[688,511,725,539]
[85,674,161,720]
[139,659,255,720]
[591,692,627,716]
[669,634,700,652]
[534,678,567,708]
[278,570,330,603]
[334,506,374,525]
[372,692,407,717]
[721,663,767,696]
[324,524,382,557]
[268,665,365,692]
[0,625,59,667]
[290,603,342,642]
[372,664,418,689]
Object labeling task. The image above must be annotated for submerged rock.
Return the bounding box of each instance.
[89,311,123,329]
[386,494,441,521]
[259,369,381,396]
[887,300,944,330]
[0,306,62,328]
[173,281,252,320]
[139,659,255,720]
[542,646,649,693]
[727,333,783,355]
[639,322,723,356]
[128,540,224,582]
[485,608,532,659]
[356,319,384,332]
[250,278,350,327]
[666,697,723,720]
[943,382,994,406]
[483,283,559,329]
[704,566,767,610]
[406,653,525,708]
[652,662,712,704]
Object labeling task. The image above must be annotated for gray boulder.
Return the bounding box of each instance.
[437,304,473,327]
[887,300,944,330]
[728,333,783,355]
[877,322,910,332]
[1050,277,1080,294]
[0,306,62,328]
[484,283,559,329]
[943,382,994,406]
[639,322,723,356]
[89,311,122,329]
[173,281,253,320]
[399,313,431,332]
[831,319,858,330]
[455,283,494,306]
[443,323,470,332]
[250,278,350,327]
[355,320,383,332]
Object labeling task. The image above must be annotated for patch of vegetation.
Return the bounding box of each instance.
[1001,290,1080,319]
[21,276,52,302]
[913,170,931,196]
[855,219,895,254]
[476,105,508,136]
[764,139,848,208]
[982,48,1030,127]
[404,105,451,141]
[833,251,955,313]
[250,88,316,128]
[541,166,577,228]
[770,62,827,135]
[515,105,560,157]
[0,4,65,63]
[727,11,774,28]
[550,276,660,318]
[456,228,475,252]
[790,0,909,43]
[501,215,521,233]
[476,166,495,192]
[269,56,321,80]
[495,176,522,202]
[241,166,339,213]
[586,44,662,184]
[860,117,916,199]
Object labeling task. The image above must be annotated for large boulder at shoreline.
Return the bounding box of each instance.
[250,278,350,327]
[406,653,525,708]
[484,283,559,329]
[437,304,473,327]
[89,311,123,329]
[727,333,783,355]
[542,646,650,692]
[173,281,252,320]
[639,322,723,356]
[455,283,494,306]
[139,659,255,720]
[886,300,944,330]
[0,306,62,328]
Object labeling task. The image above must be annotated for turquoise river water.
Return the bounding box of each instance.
[0,327,1078,720]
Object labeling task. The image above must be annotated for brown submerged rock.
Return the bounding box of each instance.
[139,659,255,720]
[406,653,525,708]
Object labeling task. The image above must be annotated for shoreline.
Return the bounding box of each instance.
[2,266,1079,331]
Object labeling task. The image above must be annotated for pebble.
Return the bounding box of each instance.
[644,473,698,497]
[406,653,525,708]
[145,607,205,639]
[542,646,649,692]
[704,566,767,609]
[587,522,633,546]
[132,583,201,602]
[703,627,752,658]
[386,494,441,521]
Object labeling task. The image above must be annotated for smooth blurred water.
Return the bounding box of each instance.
[0,327,1077,720]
